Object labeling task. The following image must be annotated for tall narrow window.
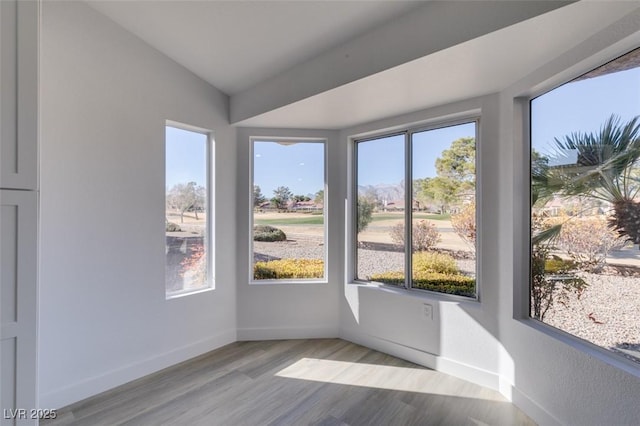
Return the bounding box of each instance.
[251,139,326,282]
[165,125,212,297]
[355,122,477,298]
[356,134,406,285]
[530,48,640,363]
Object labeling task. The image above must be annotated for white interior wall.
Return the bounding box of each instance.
[235,127,340,340]
[38,2,237,408]
[498,18,640,426]
[36,1,640,423]
[337,96,504,391]
[336,14,640,426]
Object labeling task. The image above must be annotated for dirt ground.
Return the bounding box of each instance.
[253,211,471,252]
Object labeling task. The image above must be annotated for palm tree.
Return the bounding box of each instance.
[533,115,640,245]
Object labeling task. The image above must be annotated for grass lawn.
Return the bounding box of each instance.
[253,212,449,226]
[371,213,451,222]
[254,216,324,225]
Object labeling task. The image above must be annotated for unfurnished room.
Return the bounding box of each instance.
[2,1,640,425]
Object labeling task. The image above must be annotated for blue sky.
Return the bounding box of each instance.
[166,126,207,189]
[253,140,325,197]
[165,64,639,193]
[532,67,640,155]
[357,122,476,187]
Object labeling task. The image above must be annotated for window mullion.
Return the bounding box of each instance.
[405,132,412,289]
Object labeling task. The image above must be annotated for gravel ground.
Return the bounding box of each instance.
[543,270,640,363]
[254,240,325,262]
[254,241,475,277]
[254,240,639,363]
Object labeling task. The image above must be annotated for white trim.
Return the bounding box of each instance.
[164,122,214,298]
[237,326,339,341]
[340,327,500,392]
[249,137,328,284]
[350,117,480,300]
[39,329,236,409]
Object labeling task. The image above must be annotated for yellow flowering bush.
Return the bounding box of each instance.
[413,251,459,275]
[369,251,475,297]
[254,258,324,279]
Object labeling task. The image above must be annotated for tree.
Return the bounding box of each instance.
[357,196,375,233]
[167,181,205,223]
[362,187,382,209]
[415,137,476,213]
[536,115,640,244]
[435,136,475,184]
[418,177,459,214]
[253,185,266,207]
[271,186,293,210]
[293,194,311,202]
[314,189,324,205]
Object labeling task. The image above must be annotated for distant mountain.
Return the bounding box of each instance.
[357,182,404,202]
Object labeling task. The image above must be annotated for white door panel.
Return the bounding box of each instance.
[1,190,37,425]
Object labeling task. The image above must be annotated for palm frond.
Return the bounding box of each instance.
[532,224,562,246]
[545,115,640,202]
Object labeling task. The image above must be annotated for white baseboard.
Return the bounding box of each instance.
[510,385,562,426]
[40,329,236,409]
[237,325,339,341]
[340,327,500,391]
[341,327,563,425]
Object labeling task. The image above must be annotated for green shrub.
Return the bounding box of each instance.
[412,273,476,297]
[166,220,181,232]
[369,269,475,297]
[413,251,459,275]
[544,256,576,274]
[254,258,324,279]
[357,197,375,233]
[368,271,405,286]
[253,225,287,242]
[369,252,475,297]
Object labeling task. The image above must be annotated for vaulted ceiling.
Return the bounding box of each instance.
[87,1,640,129]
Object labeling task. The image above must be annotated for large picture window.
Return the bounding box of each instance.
[251,139,327,282]
[530,47,640,364]
[355,121,477,298]
[165,125,212,297]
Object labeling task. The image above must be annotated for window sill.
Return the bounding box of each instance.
[348,280,479,305]
[166,286,214,300]
[249,279,329,286]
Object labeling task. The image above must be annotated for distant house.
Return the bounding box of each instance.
[288,200,323,212]
[255,201,274,211]
[384,199,421,211]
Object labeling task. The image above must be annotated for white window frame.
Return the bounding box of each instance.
[165,121,215,299]
[249,137,328,285]
[351,117,480,301]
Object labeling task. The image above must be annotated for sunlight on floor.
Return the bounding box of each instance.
[276,358,503,401]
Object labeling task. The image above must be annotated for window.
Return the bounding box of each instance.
[251,139,327,282]
[355,121,477,298]
[530,47,640,364]
[165,125,213,297]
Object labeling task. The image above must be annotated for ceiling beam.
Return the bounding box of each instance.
[230,1,572,124]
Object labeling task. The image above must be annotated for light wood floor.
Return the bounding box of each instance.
[43,339,535,426]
